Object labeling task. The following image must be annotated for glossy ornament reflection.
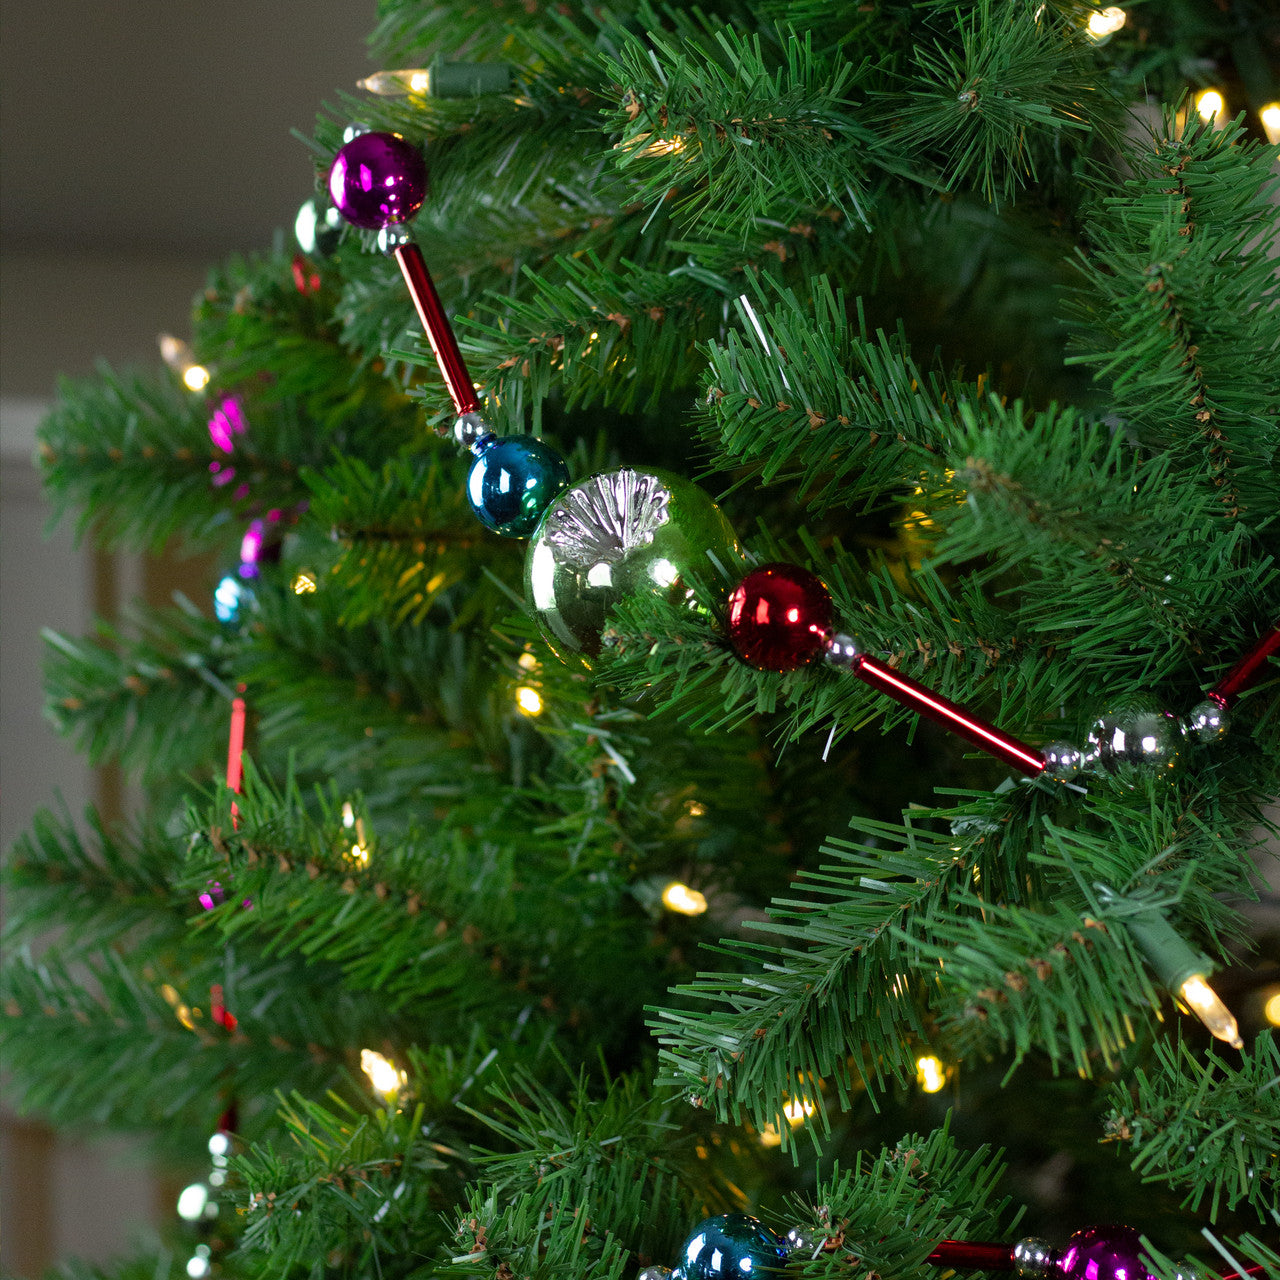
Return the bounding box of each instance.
[466,435,570,537]
[1058,1224,1150,1280]
[726,563,833,671]
[328,131,427,230]
[673,1213,788,1280]
[524,467,740,664]
[1086,708,1183,775]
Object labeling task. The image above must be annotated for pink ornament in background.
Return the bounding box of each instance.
[208,396,247,453]
[238,521,265,578]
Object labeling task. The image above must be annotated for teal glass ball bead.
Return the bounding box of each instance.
[524,466,742,665]
[466,436,570,538]
[673,1214,788,1280]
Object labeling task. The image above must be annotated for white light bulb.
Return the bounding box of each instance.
[1195,90,1225,125]
[176,1183,209,1222]
[1086,7,1126,39]
[1261,104,1280,146]
[515,685,544,716]
[361,1048,407,1098]
[915,1054,948,1093]
[662,882,708,915]
[1179,975,1242,1049]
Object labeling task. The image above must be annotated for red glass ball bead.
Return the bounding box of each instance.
[328,131,427,230]
[726,562,833,671]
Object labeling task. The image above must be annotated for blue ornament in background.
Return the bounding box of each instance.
[466,435,570,538]
[673,1214,788,1280]
[214,574,248,625]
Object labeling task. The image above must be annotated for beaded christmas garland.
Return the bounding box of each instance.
[325,129,1279,784]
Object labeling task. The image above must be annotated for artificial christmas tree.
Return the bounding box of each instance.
[4,2,1279,1278]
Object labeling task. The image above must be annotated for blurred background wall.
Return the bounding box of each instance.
[1,3,374,1270]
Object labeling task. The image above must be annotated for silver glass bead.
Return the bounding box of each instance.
[638,1268,673,1280]
[1013,1237,1057,1279]
[376,224,413,253]
[454,412,496,453]
[1183,699,1229,744]
[342,122,371,143]
[1040,740,1085,780]
[823,632,862,670]
[1086,708,1183,775]
[784,1226,822,1257]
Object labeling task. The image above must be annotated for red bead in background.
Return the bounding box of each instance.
[291,253,321,295]
[726,563,833,671]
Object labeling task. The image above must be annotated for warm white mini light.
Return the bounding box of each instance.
[1261,103,1280,145]
[358,69,431,96]
[783,1096,815,1125]
[1179,975,1243,1049]
[291,569,317,595]
[1263,989,1280,1027]
[757,1123,782,1148]
[161,336,211,390]
[662,882,708,915]
[1086,6,1126,38]
[515,685,544,716]
[361,1048,407,1098]
[915,1054,948,1094]
[1195,89,1226,125]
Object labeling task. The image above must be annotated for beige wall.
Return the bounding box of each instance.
[1,2,373,1270]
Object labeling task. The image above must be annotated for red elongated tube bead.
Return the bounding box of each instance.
[393,243,480,416]
[926,1241,1015,1269]
[851,653,1047,776]
[1206,622,1280,709]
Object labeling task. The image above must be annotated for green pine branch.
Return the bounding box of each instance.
[42,595,232,782]
[884,0,1106,206]
[232,1080,474,1276]
[783,1122,1015,1278]
[1106,1031,1280,1218]
[601,25,888,234]
[38,365,250,555]
[1066,110,1280,524]
[3,805,186,955]
[462,1066,718,1266]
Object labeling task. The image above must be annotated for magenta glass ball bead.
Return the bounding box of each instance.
[328,131,427,230]
[1058,1225,1151,1280]
[726,562,833,671]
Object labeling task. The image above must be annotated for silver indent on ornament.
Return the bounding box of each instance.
[1086,708,1183,774]
[543,468,672,568]
[1183,699,1229,743]
[1040,740,1085,780]
[377,224,413,253]
[524,467,742,665]
[823,632,862,670]
[453,411,495,452]
[1012,1237,1057,1279]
